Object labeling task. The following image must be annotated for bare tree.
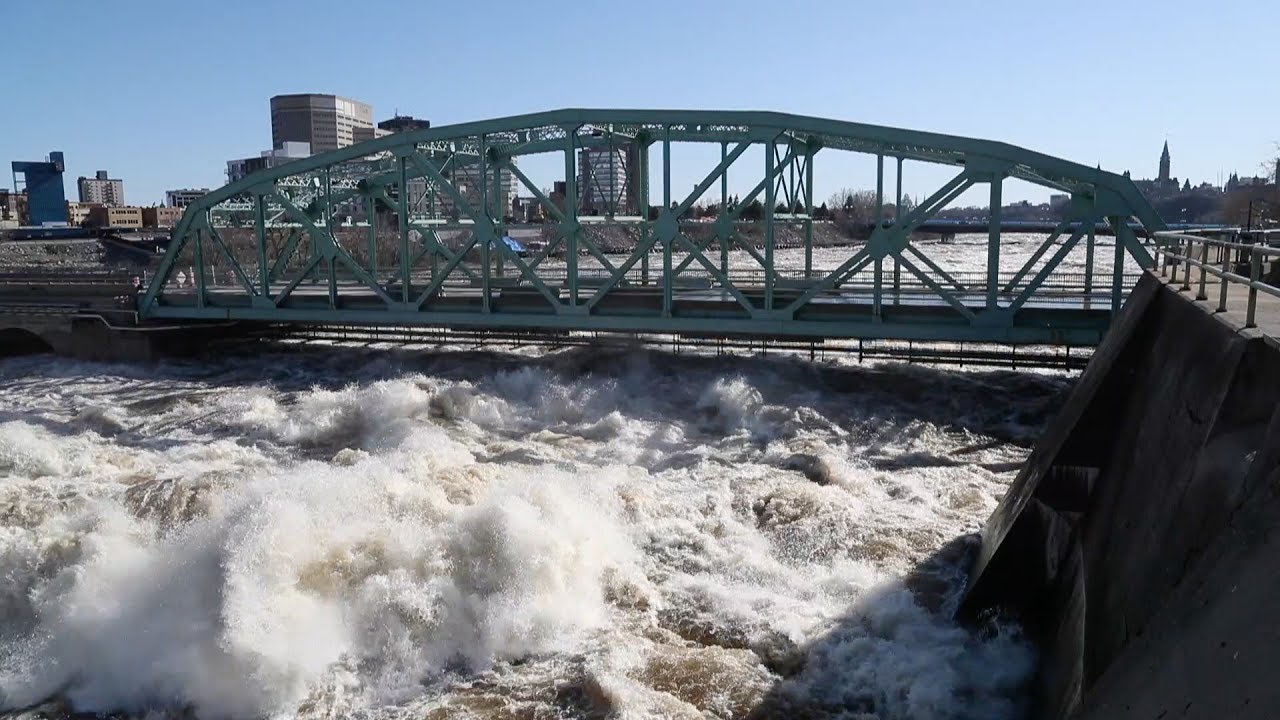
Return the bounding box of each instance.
[826,188,878,237]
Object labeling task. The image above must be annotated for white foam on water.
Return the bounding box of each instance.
[0,348,1059,719]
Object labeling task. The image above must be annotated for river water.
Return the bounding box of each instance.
[0,235,1079,719]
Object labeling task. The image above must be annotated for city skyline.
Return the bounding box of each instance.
[2,0,1277,208]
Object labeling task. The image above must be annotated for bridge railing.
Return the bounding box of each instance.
[1151,228,1280,329]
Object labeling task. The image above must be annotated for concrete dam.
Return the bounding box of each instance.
[960,271,1280,718]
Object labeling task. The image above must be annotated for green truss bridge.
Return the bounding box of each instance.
[131,109,1163,353]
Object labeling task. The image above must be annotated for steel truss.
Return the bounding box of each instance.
[139,109,1166,346]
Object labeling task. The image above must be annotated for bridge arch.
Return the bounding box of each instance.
[138,109,1167,347]
[0,327,55,357]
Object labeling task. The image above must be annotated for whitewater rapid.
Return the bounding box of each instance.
[0,345,1065,719]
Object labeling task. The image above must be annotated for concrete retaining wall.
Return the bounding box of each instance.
[0,313,250,362]
[960,272,1280,718]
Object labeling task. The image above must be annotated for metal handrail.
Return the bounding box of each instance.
[1151,229,1280,329]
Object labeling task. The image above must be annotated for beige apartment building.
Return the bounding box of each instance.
[88,205,144,228]
[67,201,101,226]
[142,206,184,228]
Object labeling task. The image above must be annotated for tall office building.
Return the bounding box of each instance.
[270,94,374,154]
[78,170,125,206]
[577,145,640,214]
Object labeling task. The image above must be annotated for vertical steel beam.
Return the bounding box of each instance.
[640,140,650,285]
[662,129,672,317]
[894,157,903,302]
[193,227,206,309]
[721,142,729,279]
[787,143,797,210]
[427,170,439,282]
[398,155,410,303]
[367,192,377,281]
[986,173,1003,309]
[564,128,579,306]
[493,148,504,280]
[255,192,268,297]
[324,167,337,309]
[764,141,775,311]
[804,146,814,280]
[480,135,491,313]
[873,153,884,320]
[1111,217,1126,315]
[1084,221,1095,298]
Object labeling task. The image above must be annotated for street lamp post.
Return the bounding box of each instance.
[1246,197,1280,232]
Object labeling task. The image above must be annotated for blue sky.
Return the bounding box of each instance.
[2,0,1276,208]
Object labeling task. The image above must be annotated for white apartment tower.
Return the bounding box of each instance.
[77,170,125,206]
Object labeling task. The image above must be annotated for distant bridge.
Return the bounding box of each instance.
[873,219,1219,239]
[8,110,1176,358]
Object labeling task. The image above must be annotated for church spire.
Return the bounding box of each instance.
[1158,141,1171,183]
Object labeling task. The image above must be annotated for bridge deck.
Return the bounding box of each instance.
[144,276,1121,345]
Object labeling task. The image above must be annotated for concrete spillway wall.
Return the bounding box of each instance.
[0,312,249,361]
[960,272,1280,718]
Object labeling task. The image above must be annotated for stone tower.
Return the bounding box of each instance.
[1158,141,1171,183]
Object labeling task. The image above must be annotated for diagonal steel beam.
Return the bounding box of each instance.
[905,243,968,292]
[1007,226,1087,312]
[1002,218,1073,292]
[273,254,323,306]
[504,160,567,224]
[526,232,565,271]
[407,152,486,226]
[729,228,769,269]
[720,146,799,225]
[893,251,977,321]
[491,238,564,309]
[268,189,396,306]
[672,233,719,276]
[674,142,750,217]
[583,230,661,311]
[575,230,620,275]
[895,171,973,230]
[673,234,754,312]
[373,187,480,283]
[582,143,750,309]
[203,218,259,297]
[267,228,304,283]
[783,245,874,312]
[139,222,195,313]
[414,234,480,308]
